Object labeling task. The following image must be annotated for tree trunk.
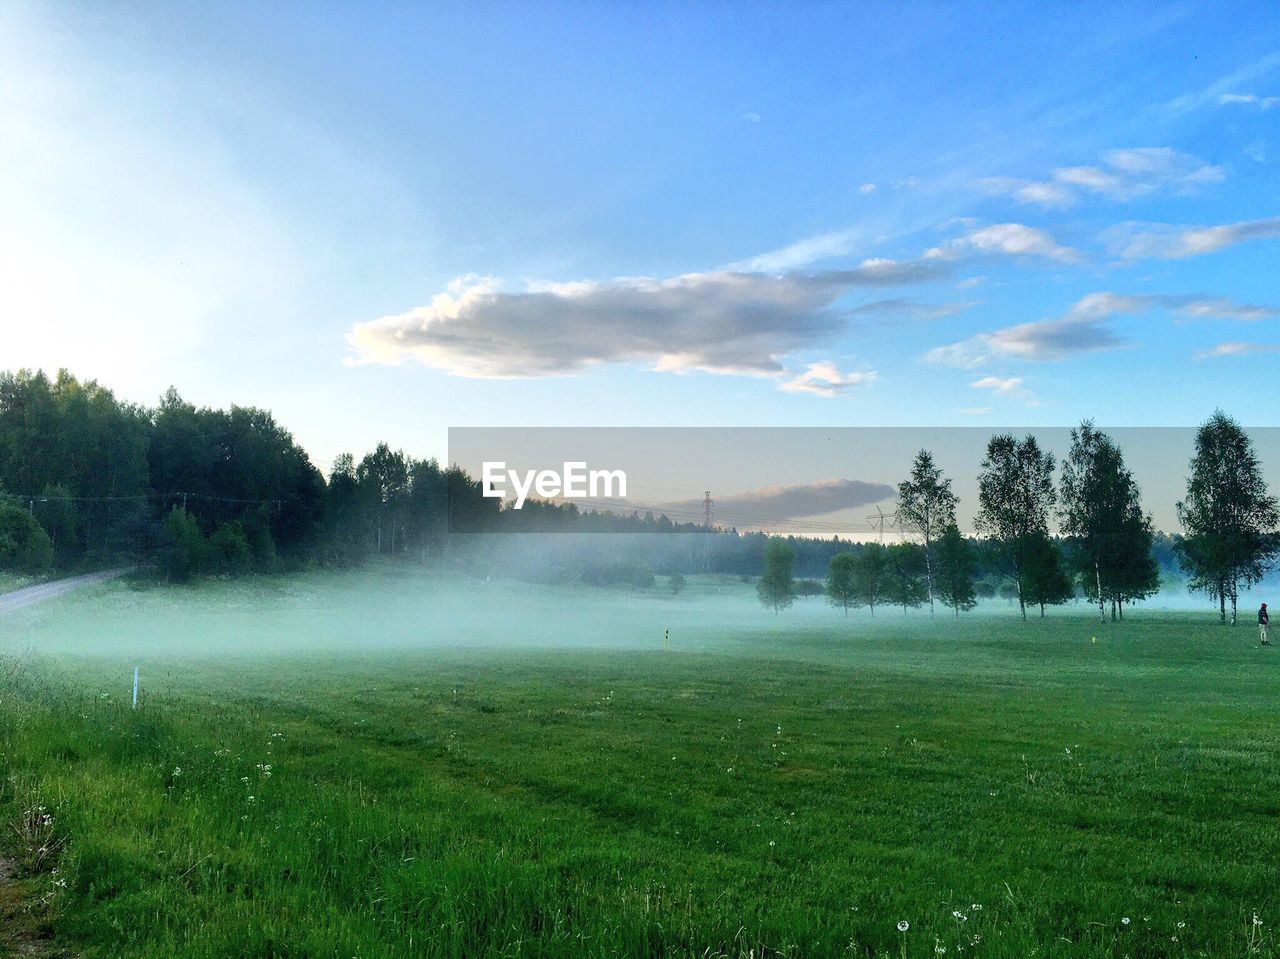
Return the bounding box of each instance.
[1231,586,1238,626]
[1219,589,1227,625]
[1040,602,1046,618]
[1095,560,1105,622]
[925,534,935,619]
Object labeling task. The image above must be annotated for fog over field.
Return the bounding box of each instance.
[1,565,1253,668]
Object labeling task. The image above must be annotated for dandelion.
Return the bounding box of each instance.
[1177,922,1185,929]
[971,904,982,911]
[1122,917,1131,925]
[173,767,182,777]
[898,920,910,932]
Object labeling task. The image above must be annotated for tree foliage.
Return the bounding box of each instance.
[976,434,1057,620]
[1060,422,1159,621]
[935,524,978,617]
[1176,411,1279,624]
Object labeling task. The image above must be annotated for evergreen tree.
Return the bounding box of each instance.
[935,524,977,617]
[1020,533,1073,618]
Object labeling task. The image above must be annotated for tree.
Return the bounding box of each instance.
[896,450,958,618]
[853,543,890,615]
[33,483,78,566]
[162,507,207,582]
[826,552,860,615]
[757,537,796,613]
[1020,533,1073,618]
[884,542,927,614]
[669,571,686,595]
[1060,422,1159,622]
[0,501,54,574]
[1176,411,1279,624]
[976,434,1057,620]
[935,524,977,617]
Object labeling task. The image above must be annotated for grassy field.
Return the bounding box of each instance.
[1,569,1279,957]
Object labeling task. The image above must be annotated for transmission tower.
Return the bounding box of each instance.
[866,504,899,543]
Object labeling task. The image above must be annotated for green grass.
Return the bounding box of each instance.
[1,570,1279,957]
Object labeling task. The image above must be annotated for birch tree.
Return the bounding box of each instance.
[896,450,958,619]
[976,434,1056,621]
[1176,411,1279,624]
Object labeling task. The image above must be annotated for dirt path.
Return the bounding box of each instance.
[0,569,131,616]
[0,855,65,958]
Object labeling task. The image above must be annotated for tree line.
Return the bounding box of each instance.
[2,370,1274,623]
[757,417,1277,625]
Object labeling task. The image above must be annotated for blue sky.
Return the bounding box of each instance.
[2,1,1279,472]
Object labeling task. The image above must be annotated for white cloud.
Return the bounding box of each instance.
[928,223,1078,263]
[980,148,1223,208]
[926,290,1279,368]
[1195,341,1280,360]
[971,375,1024,394]
[744,112,762,123]
[780,362,877,397]
[1217,93,1280,110]
[1107,216,1280,259]
[957,406,993,415]
[859,183,878,195]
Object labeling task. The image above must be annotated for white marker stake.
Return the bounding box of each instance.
[132,666,139,709]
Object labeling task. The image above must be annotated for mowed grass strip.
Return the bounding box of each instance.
[2,585,1280,956]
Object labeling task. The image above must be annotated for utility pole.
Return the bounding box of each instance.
[702,490,713,528]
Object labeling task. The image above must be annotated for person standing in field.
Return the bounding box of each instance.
[1260,603,1270,646]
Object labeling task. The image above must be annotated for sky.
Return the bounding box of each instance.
[3,1,1280,480]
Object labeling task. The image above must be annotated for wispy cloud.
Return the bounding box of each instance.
[1163,51,1280,114]
[731,228,864,272]
[980,148,1223,208]
[1107,216,1280,259]
[923,290,1274,367]
[972,371,1024,391]
[846,297,971,322]
[780,362,877,397]
[1195,341,1280,360]
[1218,93,1280,110]
[969,376,1036,405]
